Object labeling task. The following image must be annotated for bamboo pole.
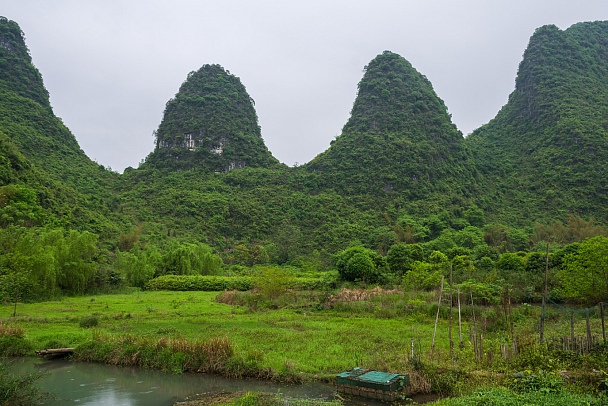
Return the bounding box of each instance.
[458,285,462,346]
[411,337,415,359]
[431,276,445,358]
[508,286,514,340]
[449,263,454,354]
[571,311,575,348]
[540,243,549,344]
[471,292,479,362]
[586,309,592,353]
[601,302,606,344]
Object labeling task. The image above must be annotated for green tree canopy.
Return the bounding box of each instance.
[558,236,608,303]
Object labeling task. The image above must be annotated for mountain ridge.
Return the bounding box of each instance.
[1,16,608,258]
[467,20,608,225]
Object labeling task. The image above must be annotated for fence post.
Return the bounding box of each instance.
[431,276,445,358]
[449,263,454,355]
[586,309,592,353]
[571,311,575,349]
[507,286,514,340]
[540,243,549,344]
[411,337,415,359]
[471,292,479,362]
[601,302,606,344]
[457,286,462,346]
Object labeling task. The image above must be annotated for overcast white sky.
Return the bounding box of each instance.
[2,1,608,172]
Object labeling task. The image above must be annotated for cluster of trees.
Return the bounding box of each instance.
[334,233,608,305]
[0,226,99,301]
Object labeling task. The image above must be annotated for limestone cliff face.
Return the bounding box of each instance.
[146,64,280,172]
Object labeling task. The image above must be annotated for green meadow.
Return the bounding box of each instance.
[2,288,608,405]
[0,290,448,380]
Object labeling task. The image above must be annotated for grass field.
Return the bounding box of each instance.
[1,288,607,404]
[0,290,451,380]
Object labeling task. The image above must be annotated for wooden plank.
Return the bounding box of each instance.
[35,348,75,356]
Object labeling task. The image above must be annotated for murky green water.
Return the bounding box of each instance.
[8,358,437,405]
[9,358,336,405]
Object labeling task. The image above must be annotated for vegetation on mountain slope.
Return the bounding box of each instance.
[145,64,281,172]
[467,21,608,225]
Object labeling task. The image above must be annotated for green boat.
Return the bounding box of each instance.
[336,367,410,401]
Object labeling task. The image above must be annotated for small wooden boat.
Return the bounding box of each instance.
[337,367,410,401]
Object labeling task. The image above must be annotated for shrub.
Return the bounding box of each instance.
[0,336,33,356]
[254,267,291,300]
[335,246,386,284]
[0,321,24,338]
[145,275,253,291]
[144,275,330,292]
[79,315,99,328]
[0,363,52,405]
[510,370,563,394]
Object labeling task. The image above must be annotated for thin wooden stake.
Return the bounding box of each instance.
[471,292,479,362]
[411,337,415,359]
[586,309,592,353]
[601,302,606,344]
[430,276,445,357]
[449,263,454,354]
[458,285,462,346]
[540,242,549,344]
[570,311,575,346]
[508,286,514,340]
[472,331,478,362]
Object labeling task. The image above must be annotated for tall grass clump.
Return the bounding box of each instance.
[0,321,32,356]
[79,314,99,328]
[0,321,24,338]
[0,362,52,405]
[75,332,274,378]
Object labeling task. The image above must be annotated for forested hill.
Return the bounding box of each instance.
[305,51,478,208]
[0,17,123,236]
[467,21,608,225]
[2,16,608,263]
[144,64,281,172]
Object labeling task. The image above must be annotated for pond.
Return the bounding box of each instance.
[9,358,437,405]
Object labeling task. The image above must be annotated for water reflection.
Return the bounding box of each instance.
[9,358,433,405]
[11,358,337,406]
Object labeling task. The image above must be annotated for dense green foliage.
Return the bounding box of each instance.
[306,51,478,206]
[467,22,608,225]
[145,64,280,172]
[557,236,608,303]
[0,16,607,305]
[144,274,329,292]
[334,245,387,283]
[3,16,608,405]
